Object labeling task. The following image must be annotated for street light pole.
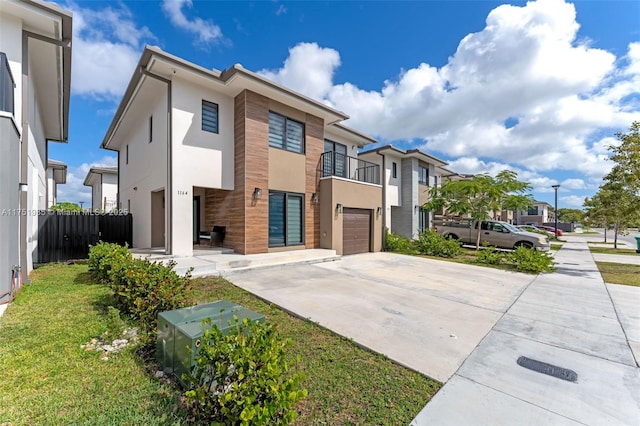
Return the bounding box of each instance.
[551,184,560,238]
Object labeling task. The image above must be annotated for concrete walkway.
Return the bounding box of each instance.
[132,247,340,276]
[411,236,640,425]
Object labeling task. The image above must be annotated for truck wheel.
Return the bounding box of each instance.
[445,233,459,240]
[515,241,533,249]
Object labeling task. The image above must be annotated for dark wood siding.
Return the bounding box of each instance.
[342,208,371,255]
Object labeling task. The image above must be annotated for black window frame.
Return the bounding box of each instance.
[528,206,539,215]
[268,111,305,154]
[268,190,305,248]
[418,166,429,185]
[126,145,129,165]
[0,52,15,115]
[418,208,429,233]
[202,100,219,134]
[149,115,153,143]
[392,162,397,179]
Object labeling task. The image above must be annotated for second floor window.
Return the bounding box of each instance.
[392,162,397,179]
[0,52,15,115]
[528,206,539,215]
[269,111,304,154]
[202,100,219,133]
[419,166,429,185]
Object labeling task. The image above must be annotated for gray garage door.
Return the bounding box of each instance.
[343,208,371,255]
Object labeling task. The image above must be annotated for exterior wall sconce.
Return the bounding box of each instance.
[133,186,138,191]
[336,203,343,214]
[18,182,28,192]
[311,192,319,204]
[253,187,262,201]
[377,207,382,216]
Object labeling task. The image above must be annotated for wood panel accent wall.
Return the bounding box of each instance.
[305,114,323,248]
[232,90,270,254]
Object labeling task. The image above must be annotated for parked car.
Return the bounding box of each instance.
[538,225,563,237]
[433,218,550,251]
[516,225,554,237]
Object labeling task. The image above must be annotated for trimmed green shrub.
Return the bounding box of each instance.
[88,242,132,283]
[104,306,126,339]
[415,229,463,258]
[385,230,417,254]
[109,258,192,334]
[508,246,555,273]
[184,317,307,425]
[476,244,505,265]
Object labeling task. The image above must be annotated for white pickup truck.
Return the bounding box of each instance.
[433,218,550,251]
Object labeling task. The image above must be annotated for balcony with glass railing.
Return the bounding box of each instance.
[321,151,380,185]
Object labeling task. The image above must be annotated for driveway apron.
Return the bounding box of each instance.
[223,252,534,383]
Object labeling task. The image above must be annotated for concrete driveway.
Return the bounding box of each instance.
[223,252,536,382]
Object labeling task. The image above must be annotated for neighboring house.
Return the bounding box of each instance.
[0,0,72,293]
[359,145,448,239]
[517,201,553,226]
[83,166,118,212]
[46,159,67,208]
[100,46,383,257]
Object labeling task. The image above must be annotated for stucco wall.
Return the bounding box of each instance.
[0,118,20,300]
[118,78,168,249]
[319,177,382,255]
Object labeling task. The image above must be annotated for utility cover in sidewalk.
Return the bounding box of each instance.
[517,356,578,382]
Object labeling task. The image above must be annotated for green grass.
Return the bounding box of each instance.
[588,241,615,244]
[596,262,640,287]
[550,243,564,251]
[0,264,180,425]
[588,246,639,255]
[579,231,601,234]
[0,264,440,425]
[190,276,440,424]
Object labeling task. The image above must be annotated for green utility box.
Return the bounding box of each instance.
[156,300,265,385]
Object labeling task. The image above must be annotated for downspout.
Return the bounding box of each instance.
[20,30,71,282]
[140,67,172,255]
[377,150,386,251]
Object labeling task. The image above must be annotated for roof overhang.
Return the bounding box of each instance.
[102,46,350,150]
[325,123,376,148]
[47,159,67,183]
[83,166,117,186]
[360,144,448,167]
[3,0,73,142]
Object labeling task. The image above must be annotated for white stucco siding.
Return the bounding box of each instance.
[170,79,235,256]
[171,78,234,190]
[91,183,101,211]
[118,83,168,249]
[0,14,23,128]
[385,153,402,207]
[102,174,118,209]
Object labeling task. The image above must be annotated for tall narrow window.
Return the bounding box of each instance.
[392,162,397,179]
[126,145,129,165]
[149,115,153,142]
[268,111,304,153]
[202,100,219,133]
[419,166,428,185]
[269,191,304,247]
[127,199,131,212]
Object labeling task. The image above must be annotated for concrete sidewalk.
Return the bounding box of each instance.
[412,237,640,425]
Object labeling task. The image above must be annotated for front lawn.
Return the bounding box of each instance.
[0,264,440,425]
[595,262,640,287]
[589,246,638,255]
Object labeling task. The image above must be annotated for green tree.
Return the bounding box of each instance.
[50,202,82,212]
[557,208,584,224]
[585,122,640,248]
[424,170,533,249]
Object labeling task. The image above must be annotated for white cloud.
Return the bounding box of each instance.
[161,0,225,45]
[561,178,587,189]
[275,4,287,16]
[56,157,117,206]
[560,195,587,208]
[259,43,341,101]
[259,0,639,186]
[65,2,154,99]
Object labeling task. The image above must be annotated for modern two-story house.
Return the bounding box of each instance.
[516,201,554,226]
[45,159,67,208]
[0,0,72,296]
[83,166,118,212]
[359,145,449,239]
[101,46,383,257]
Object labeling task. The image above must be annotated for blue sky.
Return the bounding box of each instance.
[49,0,640,210]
